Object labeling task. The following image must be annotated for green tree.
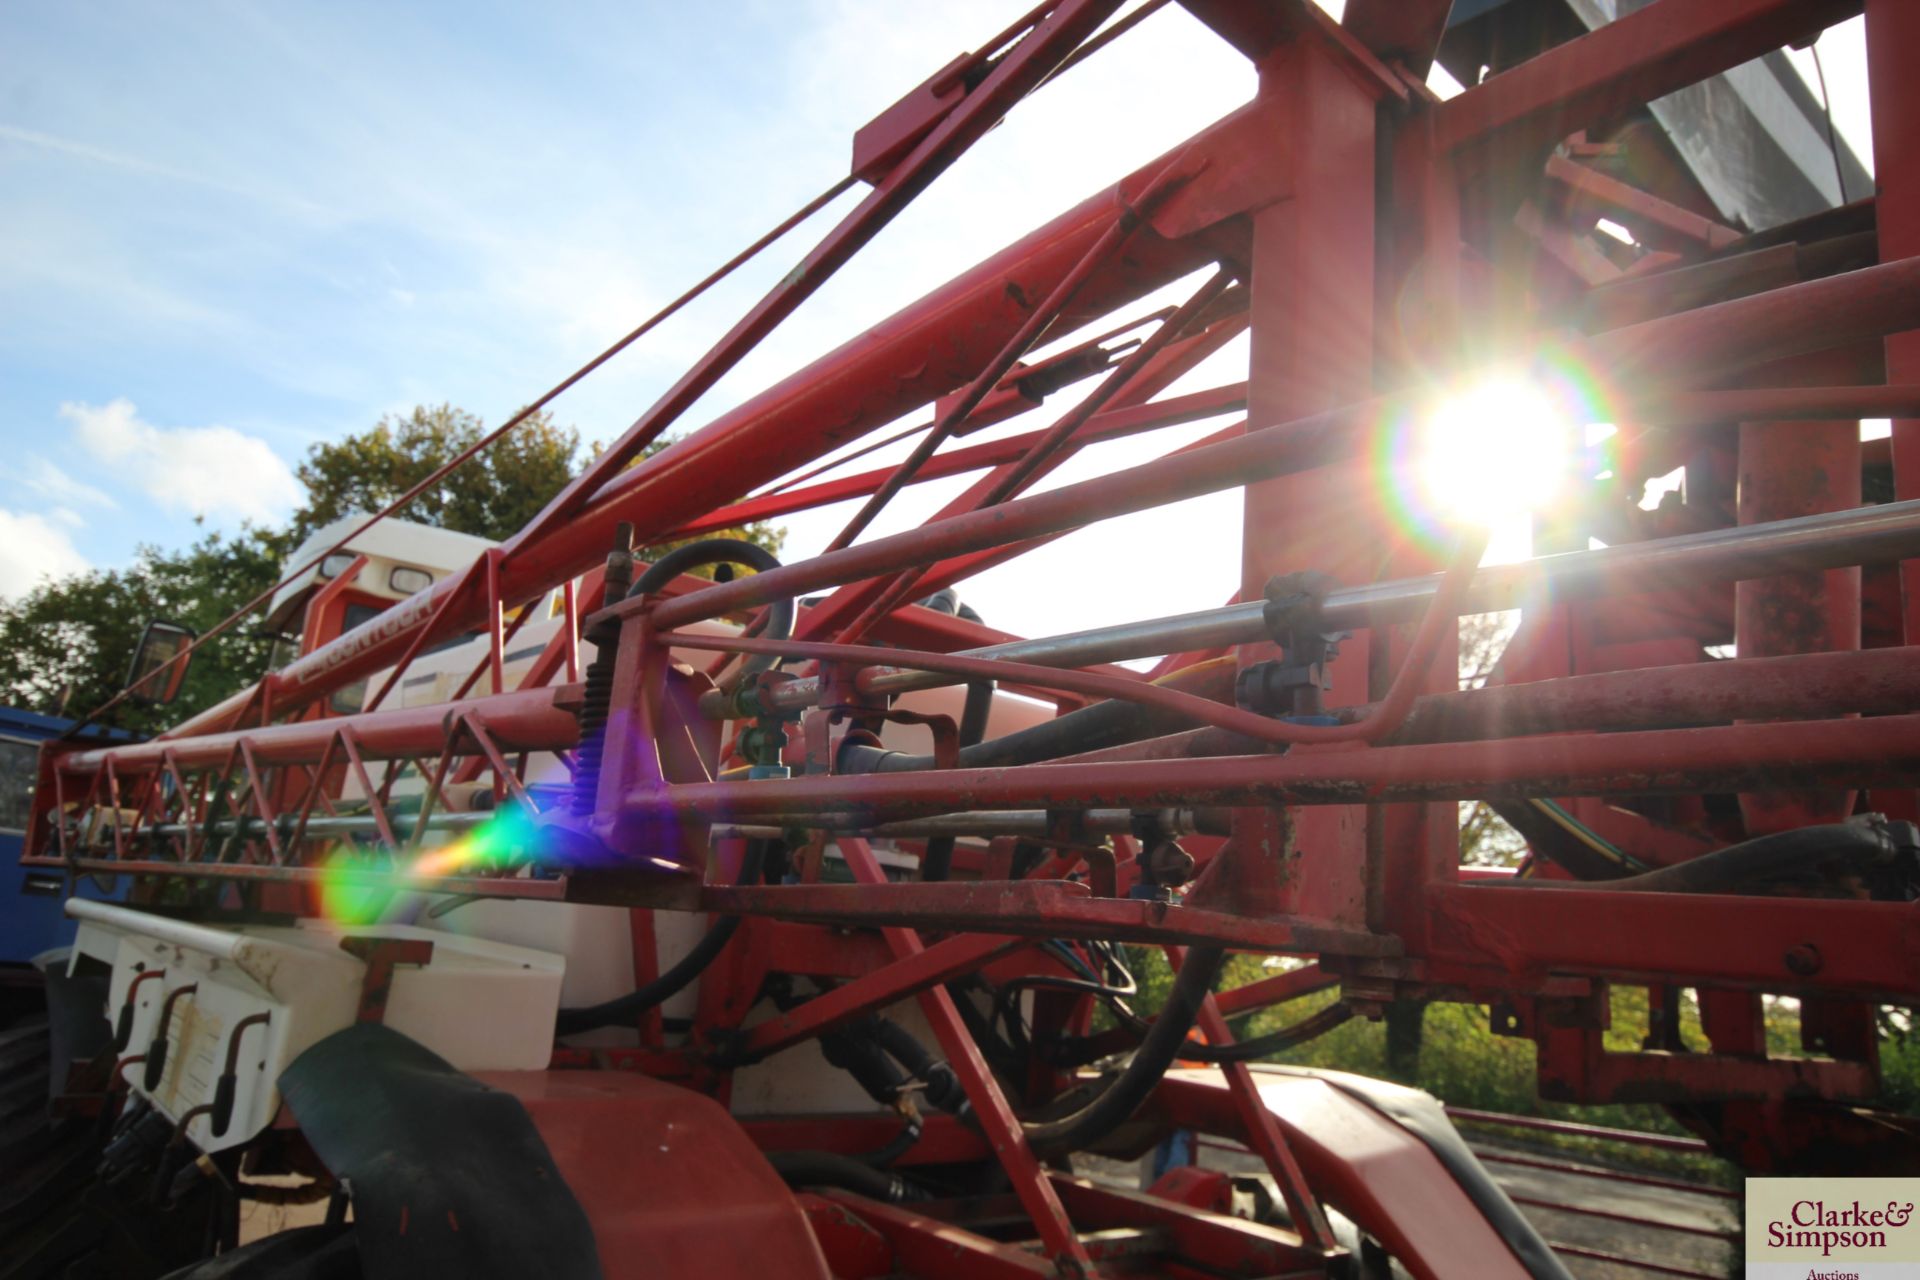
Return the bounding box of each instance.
[290,404,580,544]
[0,407,788,732]
[0,526,282,735]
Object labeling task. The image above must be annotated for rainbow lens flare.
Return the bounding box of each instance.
[1374,360,1609,555]
[315,803,543,925]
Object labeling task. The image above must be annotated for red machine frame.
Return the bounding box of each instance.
[29,0,1920,1274]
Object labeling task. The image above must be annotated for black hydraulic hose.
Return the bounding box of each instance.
[845,696,1167,774]
[628,538,794,678]
[958,678,995,746]
[858,1114,923,1169]
[1045,984,1351,1066]
[918,837,957,882]
[820,1019,911,1104]
[1494,815,1918,899]
[765,1151,925,1202]
[868,1017,968,1116]
[842,659,1240,776]
[1021,945,1225,1155]
[1158,1002,1353,1063]
[919,679,998,881]
[554,840,772,1036]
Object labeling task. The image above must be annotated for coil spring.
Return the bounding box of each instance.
[571,523,634,817]
[570,641,617,816]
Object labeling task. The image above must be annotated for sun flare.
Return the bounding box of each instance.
[1412,377,1579,529]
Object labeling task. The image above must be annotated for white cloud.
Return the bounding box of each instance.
[58,398,301,525]
[0,509,91,599]
[26,456,117,514]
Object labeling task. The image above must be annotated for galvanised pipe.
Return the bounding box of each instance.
[162,182,1920,742]
[130,810,492,845]
[69,504,1920,782]
[652,255,1920,634]
[651,712,1920,820]
[715,497,1920,713]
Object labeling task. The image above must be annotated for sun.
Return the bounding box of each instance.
[1412,377,1579,529]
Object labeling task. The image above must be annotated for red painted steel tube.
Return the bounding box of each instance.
[1210,963,1338,1017]
[1543,152,1739,249]
[512,0,1124,554]
[824,182,1150,553]
[833,837,1092,1271]
[296,556,369,656]
[664,539,1473,746]
[63,685,578,777]
[1635,384,1920,425]
[1870,0,1920,645]
[165,109,1244,741]
[792,310,1251,647]
[649,256,1920,631]
[650,713,1920,820]
[1433,885,1920,998]
[833,265,1238,639]
[1435,0,1859,157]
[73,172,858,732]
[1736,415,1863,833]
[837,264,1228,640]
[731,933,1031,1061]
[664,632,1285,738]
[657,382,1248,542]
[979,273,1236,507]
[1381,646,1920,744]
[1175,948,1334,1252]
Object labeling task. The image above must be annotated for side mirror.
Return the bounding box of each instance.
[125,620,196,706]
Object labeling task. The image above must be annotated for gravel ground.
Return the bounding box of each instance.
[1078,1134,1738,1279]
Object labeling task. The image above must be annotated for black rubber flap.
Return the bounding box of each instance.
[1254,1065,1575,1280]
[279,1023,602,1280]
[40,950,112,1103]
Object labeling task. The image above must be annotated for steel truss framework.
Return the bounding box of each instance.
[29,0,1920,1273]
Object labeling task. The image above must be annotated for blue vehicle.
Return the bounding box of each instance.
[0,705,137,967]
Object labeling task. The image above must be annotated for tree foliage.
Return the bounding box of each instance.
[291,404,580,544]
[0,527,282,734]
[0,406,785,731]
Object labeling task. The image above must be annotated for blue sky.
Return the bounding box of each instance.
[0,0,1262,634]
[0,2,1875,639]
